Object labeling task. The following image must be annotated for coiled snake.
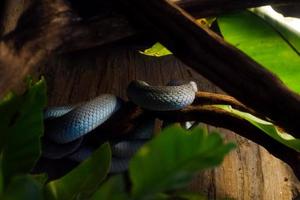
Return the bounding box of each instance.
[43,80,198,173]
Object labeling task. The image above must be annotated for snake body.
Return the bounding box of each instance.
[46,94,121,143]
[127,80,197,111]
[43,80,197,173]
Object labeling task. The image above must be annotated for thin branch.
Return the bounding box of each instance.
[117,0,300,138]
[194,91,261,116]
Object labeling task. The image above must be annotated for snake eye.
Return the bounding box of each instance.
[189,81,198,92]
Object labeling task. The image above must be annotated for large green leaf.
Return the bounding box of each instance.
[218,11,300,94]
[45,143,111,200]
[251,6,300,54]
[217,105,300,152]
[0,78,47,184]
[90,175,129,200]
[2,175,43,200]
[129,125,235,199]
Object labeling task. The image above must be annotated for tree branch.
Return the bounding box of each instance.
[155,105,300,180]
[90,102,300,180]
[194,92,265,119]
[59,0,300,51]
[117,0,300,138]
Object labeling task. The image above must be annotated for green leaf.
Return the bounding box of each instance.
[140,17,214,58]
[174,191,207,200]
[140,42,172,57]
[129,125,235,199]
[217,105,300,152]
[218,11,300,94]
[32,173,48,186]
[2,175,43,200]
[91,175,129,200]
[0,78,47,184]
[251,6,300,54]
[45,143,111,200]
[0,158,3,196]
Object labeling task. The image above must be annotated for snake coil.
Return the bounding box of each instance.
[43,80,197,173]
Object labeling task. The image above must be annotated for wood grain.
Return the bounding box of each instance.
[40,45,300,199]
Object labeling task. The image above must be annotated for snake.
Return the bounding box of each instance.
[42,80,197,173]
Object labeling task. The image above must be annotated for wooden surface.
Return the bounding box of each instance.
[41,44,300,199]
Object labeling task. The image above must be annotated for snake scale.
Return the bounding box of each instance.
[43,80,198,173]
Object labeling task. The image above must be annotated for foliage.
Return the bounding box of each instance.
[0,78,46,184]
[251,6,300,54]
[45,143,111,200]
[90,175,129,200]
[0,79,112,200]
[217,105,300,152]
[91,126,235,200]
[139,17,215,57]
[218,11,300,94]
[2,175,43,200]
[129,125,235,199]
[0,79,235,200]
[140,42,172,57]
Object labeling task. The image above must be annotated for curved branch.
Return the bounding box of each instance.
[194,92,266,119]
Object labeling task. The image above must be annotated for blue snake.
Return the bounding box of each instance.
[43,80,198,173]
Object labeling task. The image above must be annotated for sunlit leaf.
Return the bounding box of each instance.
[0,78,47,184]
[2,175,43,200]
[90,175,129,200]
[129,125,235,199]
[217,105,300,152]
[45,143,111,200]
[251,6,300,53]
[218,11,300,94]
[139,42,172,57]
[196,17,216,28]
[140,16,214,58]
